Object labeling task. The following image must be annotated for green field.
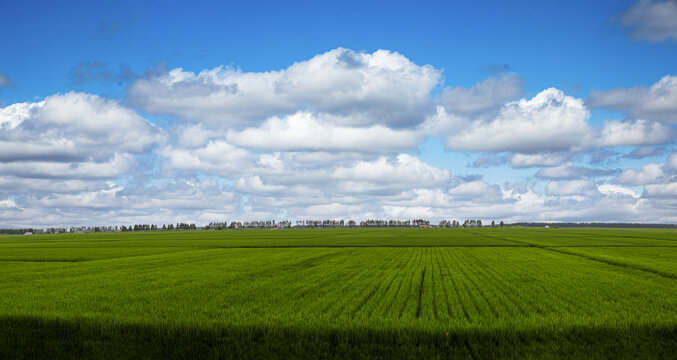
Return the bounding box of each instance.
[1,228,677,359]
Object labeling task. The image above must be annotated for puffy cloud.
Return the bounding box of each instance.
[226,112,421,153]
[0,154,135,179]
[235,175,286,194]
[448,180,503,200]
[546,180,598,196]
[439,73,524,116]
[0,92,164,161]
[128,48,441,128]
[644,182,677,197]
[614,163,665,185]
[619,0,677,43]
[333,154,448,185]
[537,162,615,179]
[598,119,674,146]
[511,153,569,168]
[588,75,677,123]
[0,93,162,183]
[597,184,640,198]
[447,88,592,153]
[668,152,677,170]
[157,140,253,176]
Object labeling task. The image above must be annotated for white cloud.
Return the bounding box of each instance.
[546,180,598,196]
[619,0,677,43]
[176,124,213,148]
[226,112,421,153]
[0,92,163,171]
[537,162,614,179]
[158,140,253,176]
[511,153,569,167]
[448,180,502,199]
[667,151,677,170]
[614,163,665,185]
[0,153,135,179]
[332,154,449,191]
[598,119,674,146]
[128,48,441,128]
[440,73,524,116]
[644,182,677,197]
[597,184,640,198]
[235,175,286,194]
[588,75,677,123]
[447,88,592,153]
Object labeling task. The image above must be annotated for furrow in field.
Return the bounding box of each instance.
[397,248,426,319]
[349,249,407,319]
[416,265,426,319]
[459,249,528,318]
[430,248,455,321]
[367,249,417,320]
[285,249,398,318]
[418,248,439,321]
[323,248,405,318]
[436,247,472,322]
[359,249,413,320]
[540,247,677,280]
[447,249,500,321]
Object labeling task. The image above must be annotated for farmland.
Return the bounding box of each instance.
[1,228,677,359]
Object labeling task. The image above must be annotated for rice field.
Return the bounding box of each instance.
[1,228,676,359]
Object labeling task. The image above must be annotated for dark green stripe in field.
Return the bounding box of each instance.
[1,228,676,359]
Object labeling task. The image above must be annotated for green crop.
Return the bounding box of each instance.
[1,228,676,359]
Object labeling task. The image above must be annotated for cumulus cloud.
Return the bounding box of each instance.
[448,180,503,200]
[158,140,253,176]
[597,184,641,198]
[619,0,677,43]
[226,112,422,153]
[235,175,287,194]
[439,73,524,117]
[537,162,615,179]
[511,153,570,168]
[0,92,163,182]
[615,163,666,185]
[332,154,450,193]
[588,75,677,123]
[598,119,674,146]
[644,182,677,197]
[0,154,135,179]
[546,180,598,196]
[0,92,163,159]
[447,88,592,153]
[668,151,677,170]
[128,48,441,128]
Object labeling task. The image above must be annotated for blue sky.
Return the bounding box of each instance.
[1,0,677,227]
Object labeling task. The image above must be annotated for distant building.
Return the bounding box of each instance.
[24,232,33,235]
[544,225,550,229]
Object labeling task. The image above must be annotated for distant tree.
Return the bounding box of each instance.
[491,220,496,228]
[500,221,504,228]
[477,220,482,227]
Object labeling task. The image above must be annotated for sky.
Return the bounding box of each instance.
[1,0,677,227]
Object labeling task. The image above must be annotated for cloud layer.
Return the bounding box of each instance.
[2,47,677,227]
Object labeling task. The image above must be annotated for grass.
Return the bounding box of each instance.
[1,227,676,358]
